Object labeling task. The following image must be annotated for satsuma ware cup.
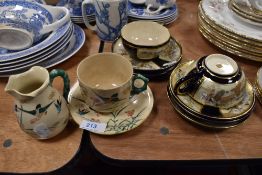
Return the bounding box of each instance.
[174,54,247,109]
[82,0,128,41]
[77,52,149,113]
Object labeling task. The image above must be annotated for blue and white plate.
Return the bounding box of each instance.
[0,22,71,62]
[0,23,73,66]
[128,2,177,20]
[57,0,95,17]
[40,24,85,68]
[0,24,85,77]
[0,26,74,71]
[129,9,178,25]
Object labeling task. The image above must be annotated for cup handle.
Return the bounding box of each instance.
[40,6,70,35]
[82,0,97,31]
[174,68,204,95]
[146,4,166,14]
[49,69,70,102]
[131,74,149,95]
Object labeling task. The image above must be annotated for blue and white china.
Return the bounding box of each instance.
[129,0,146,4]
[129,10,178,24]
[0,22,71,62]
[82,0,128,41]
[57,0,95,17]
[128,1,177,19]
[0,25,74,71]
[20,0,47,4]
[145,0,176,14]
[0,1,70,50]
[41,24,85,68]
[0,24,85,77]
[0,23,73,66]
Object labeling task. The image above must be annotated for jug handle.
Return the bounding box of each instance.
[49,69,70,102]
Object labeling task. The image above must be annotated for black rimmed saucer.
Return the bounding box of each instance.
[167,61,256,129]
[112,37,182,79]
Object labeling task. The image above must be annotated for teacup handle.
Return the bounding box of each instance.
[49,69,70,102]
[40,6,70,35]
[146,4,167,14]
[131,74,149,95]
[174,68,204,95]
[82,0,97,31]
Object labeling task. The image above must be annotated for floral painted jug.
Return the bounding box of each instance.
[5,66,70,139]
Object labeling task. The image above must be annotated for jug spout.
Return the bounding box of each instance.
[5,66,50,102]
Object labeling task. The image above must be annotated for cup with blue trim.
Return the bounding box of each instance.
[81,0,128,42]
[174,54,247,109]
[0,1,70,51]
[77,52,149,113]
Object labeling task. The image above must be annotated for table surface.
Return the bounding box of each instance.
[90,0,262,161]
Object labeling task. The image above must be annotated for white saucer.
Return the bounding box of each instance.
[68,82,154,135]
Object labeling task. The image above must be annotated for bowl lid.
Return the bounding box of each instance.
[204,54,238,76]
[121,21,170,47]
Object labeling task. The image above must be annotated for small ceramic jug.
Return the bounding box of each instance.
[5,66,70,139]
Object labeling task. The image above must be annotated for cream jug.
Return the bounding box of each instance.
[5,66,70,139]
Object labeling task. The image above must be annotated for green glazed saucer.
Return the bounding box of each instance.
[68,82,154,135]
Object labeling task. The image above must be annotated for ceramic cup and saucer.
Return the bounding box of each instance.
[112,21,182,79]
[68,53,154,135]
[167,54,255,128]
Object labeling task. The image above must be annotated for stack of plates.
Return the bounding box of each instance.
[198,0,262,62]
[167,61,255,129]
[128,2,178,25]
[57,0,95,24]
[0,22,85,77]
[228,0,262,26]
[254,67,262,104]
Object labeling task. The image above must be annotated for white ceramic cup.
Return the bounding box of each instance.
[77,52,149,113]
[248,0,262,11]
[82,0,128,41]
[145,0,176,14]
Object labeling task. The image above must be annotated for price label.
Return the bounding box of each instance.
[80,120,107,133]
